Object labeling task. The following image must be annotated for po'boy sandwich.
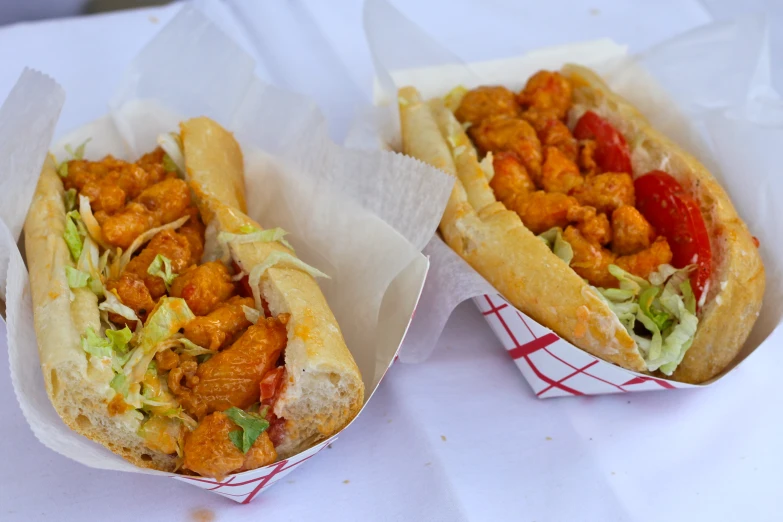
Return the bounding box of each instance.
[25,117,364,479]
[399,65,764,384]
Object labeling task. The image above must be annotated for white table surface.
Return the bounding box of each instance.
[2,1,783,521]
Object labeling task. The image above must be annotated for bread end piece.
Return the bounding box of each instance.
[24,156,177,472]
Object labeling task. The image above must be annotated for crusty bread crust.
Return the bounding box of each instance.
[24,156,177,471]
[400,65,765,384]
[562,64,765,383]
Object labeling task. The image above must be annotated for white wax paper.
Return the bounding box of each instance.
[2,6,453,474]
[362,0,782,368]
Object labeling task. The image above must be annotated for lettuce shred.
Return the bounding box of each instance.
[538,227,574,265]
[594,264,699,375]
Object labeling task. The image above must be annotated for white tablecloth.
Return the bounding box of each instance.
[1,1,782,521]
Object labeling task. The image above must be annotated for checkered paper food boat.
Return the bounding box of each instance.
[173,437,334,503]
[474,294,691,397]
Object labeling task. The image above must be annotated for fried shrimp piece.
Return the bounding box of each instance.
[136,178,192,225]
[178,207,206,265]
[520,107,561,133]
[182,411,277,480]
[611,205,657,256]
[567,205,612,246]
[563,226,618,288]
[78,181,126,214]
[175,315,289,419]
[517,70,573,119]
[183,296,255,351]
[170,261,236,316]
[538,119,578,161]
[615,236,673,280]
[570,172,634,215]
[105,272,155,325]
[541,147,583,194]
[510,191,579,235]
[578,139,600,176]
[490,151,536,201]
[155,348,180,372]
[470,114,542,178]
[454,85,521,126]
[101,202,158,250]
[123,229,192,299]
[65,156,168,207]
[135,147,171,185]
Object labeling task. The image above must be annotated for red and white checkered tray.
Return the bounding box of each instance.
[172,437,335,503]
[474,294,696,397]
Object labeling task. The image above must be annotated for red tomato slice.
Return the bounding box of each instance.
[260,367,285,402]
[634,171,712,301]
[573,111,633,174]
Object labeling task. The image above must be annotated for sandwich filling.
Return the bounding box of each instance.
[449,71,714,375]
[58,138,324,479]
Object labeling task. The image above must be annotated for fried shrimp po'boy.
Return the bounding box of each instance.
[400,65,764,384]
[25,117,364,479]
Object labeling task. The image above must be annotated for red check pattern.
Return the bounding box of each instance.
[173,437,335,503]
[474,294,695,397]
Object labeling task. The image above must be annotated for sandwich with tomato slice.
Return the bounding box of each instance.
[399,65,764,384]
[24,117,363,479]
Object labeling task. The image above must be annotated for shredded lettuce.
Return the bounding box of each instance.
[65,266,90,289]
[595,264,699,375]
[64,138,91,160]
[177,337,212,357]
[81,325,132,373]
[247,251,329,312]
[243,305,261,324]
[79,195,105,246]
[57,138,91,177]
[224,406,269,454]
[123,297,195,382]
[64,210,84,261]
[81,327,113,358]
[162,154,178,173]
[63,188,77,211]
[110,372,128,395]
[218,226,294,252]
[157,133,185,175]
[147,254,178,290]
[99,290,139,324]
[443,85,469,113]
[77,237,104,297]
[57,162,69,178]
[538,227,574,265]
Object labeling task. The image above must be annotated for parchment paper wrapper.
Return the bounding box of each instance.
[1,6,454,502]
[362,0,783,394]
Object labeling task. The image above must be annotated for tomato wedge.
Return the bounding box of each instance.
[573,111,633,174]
[634,171,712,301]
[260,367,285,402]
